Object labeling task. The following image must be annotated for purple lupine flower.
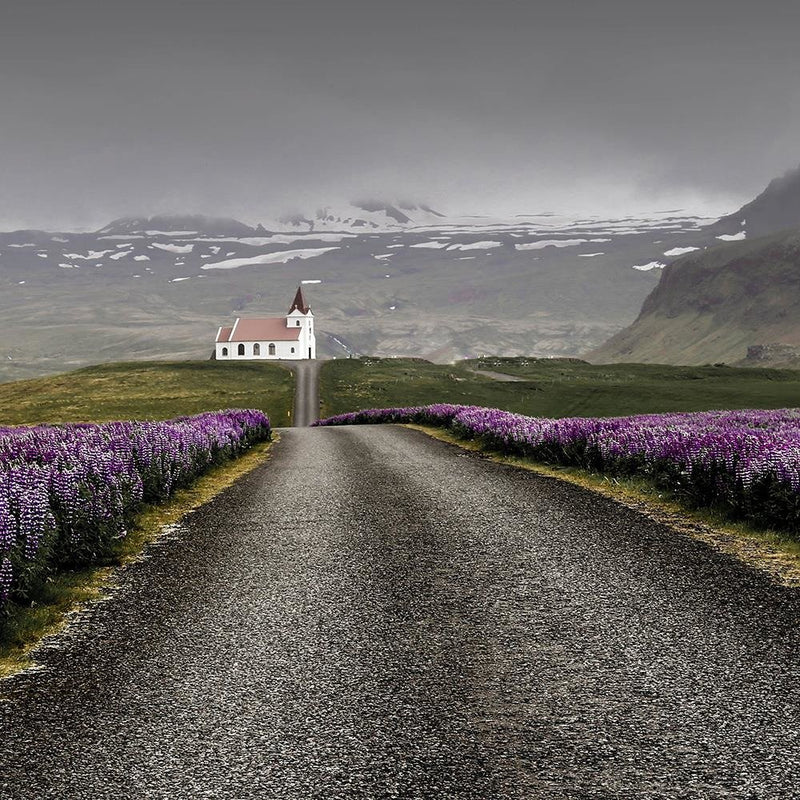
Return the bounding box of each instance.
[315,404,800,531]
[0,409,271,608]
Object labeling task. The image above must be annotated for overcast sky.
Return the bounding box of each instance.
[2,0,800,229]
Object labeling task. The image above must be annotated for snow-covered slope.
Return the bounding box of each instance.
[272,200,447,232]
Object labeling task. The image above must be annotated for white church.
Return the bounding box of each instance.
[215,286,316,360]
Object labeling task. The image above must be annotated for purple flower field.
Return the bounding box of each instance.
[0,410,270,610]
[315,404,800,532]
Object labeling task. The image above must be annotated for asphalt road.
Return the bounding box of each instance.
[285,360,321,428]
[469,369,526,383]
[2,426,800,798]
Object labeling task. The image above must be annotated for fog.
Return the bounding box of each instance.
[2,0,799,228]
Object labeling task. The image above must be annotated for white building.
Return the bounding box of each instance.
[215,286,316,360]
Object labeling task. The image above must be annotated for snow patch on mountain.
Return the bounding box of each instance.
[447,241,504,251]
[152,242,194,254]
[716,231,746,242]
[201,247,339,271]
[632,261,666,271]
[63,250,116,260]
[663,246,700,256]
[516,239,591,250]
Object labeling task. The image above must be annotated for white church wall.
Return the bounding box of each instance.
[219,340,304,360]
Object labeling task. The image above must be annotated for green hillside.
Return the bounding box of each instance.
[589,228,800,366]
[0,361,294,427]
[320,357,800,419]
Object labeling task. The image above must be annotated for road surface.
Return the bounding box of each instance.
[469,369,526,382]
[283,359,321,427]
[1,426,799,798]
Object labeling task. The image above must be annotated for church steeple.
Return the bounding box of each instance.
[288,286,310,314]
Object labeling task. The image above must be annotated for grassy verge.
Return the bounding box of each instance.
[0,439,275,680]
[408,424,800,588]
[320,357,800,419]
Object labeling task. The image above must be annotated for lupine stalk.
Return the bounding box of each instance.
[315,405,800,532]
[0,409,270,610]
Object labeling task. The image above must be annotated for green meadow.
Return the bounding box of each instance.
[0,361,295,427]
[1,356,799,428]
[319,356,800,419]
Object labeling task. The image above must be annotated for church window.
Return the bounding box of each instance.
[268,343,276,355]
[290,347,295,353]
[296,320,301,326]
[237,343,245,356]
[221,347,228,356]
[253,343,260,356]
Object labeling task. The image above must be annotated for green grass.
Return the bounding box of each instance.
[320,356,800,419]
[0,360,295,426]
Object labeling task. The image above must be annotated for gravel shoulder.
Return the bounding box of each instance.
[1,425,799,798]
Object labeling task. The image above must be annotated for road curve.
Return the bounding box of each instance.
[2,426,800,798]
[283,359,321,427]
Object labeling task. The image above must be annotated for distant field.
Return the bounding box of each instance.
[320,357,800,418]
[4,356,799,429]
[0,361,295,426]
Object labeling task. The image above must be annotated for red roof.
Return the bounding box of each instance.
[227,317,301,342]
[216,326,233,343]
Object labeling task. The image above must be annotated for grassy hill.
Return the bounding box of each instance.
[0,361,294,427]
[320,357,800,419]
[589,229,800,366]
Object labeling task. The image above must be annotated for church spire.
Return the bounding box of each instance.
[288,286,310,314]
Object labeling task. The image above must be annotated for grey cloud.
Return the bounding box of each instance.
[1,0,799,228]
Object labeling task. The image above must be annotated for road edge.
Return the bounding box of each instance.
[0,438,277,681]
[406,424,800,589]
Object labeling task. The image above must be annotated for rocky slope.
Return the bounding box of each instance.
[709,163,800,239]
[589,228,800,365]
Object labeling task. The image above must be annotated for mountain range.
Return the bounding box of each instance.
[273,200,447,232]
[3,168,800,383]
